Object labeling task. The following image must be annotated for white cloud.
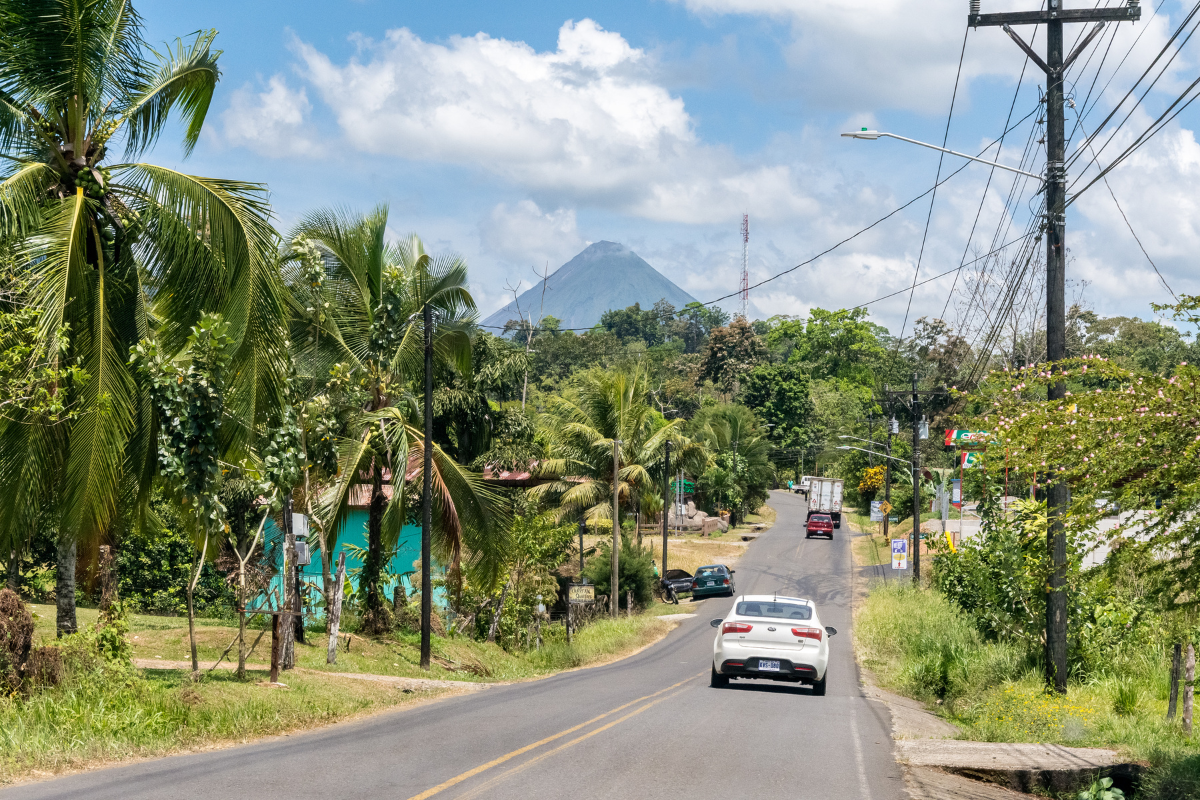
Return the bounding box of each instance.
[479,200,586,272]
[220,75,320,156]
[671,0,1189,115]
[290,20,814,223]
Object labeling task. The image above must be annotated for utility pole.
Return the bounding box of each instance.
[420,301,433,671]
[910,373,921,586]
[611,439,621,618]
[884,387,893,547]
[969,0,1140,695]
[662,439,671,574]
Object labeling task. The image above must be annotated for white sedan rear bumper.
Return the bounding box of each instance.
[713,638,829,682]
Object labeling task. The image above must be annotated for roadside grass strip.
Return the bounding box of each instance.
[405,673,704,800]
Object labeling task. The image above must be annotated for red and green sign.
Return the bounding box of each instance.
[944,430,990,449]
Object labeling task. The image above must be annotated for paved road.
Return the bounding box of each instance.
[7,491,904,800]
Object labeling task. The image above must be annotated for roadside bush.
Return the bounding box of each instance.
[856,582,1034,709]
[582,534,654,611]
[0,588,33,692]
[1141,754,1200,800]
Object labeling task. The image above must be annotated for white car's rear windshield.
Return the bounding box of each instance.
[735,601,813,620]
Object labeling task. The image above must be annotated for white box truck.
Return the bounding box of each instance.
[806,477,844,529]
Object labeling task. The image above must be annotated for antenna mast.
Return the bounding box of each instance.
[739,213,749,319]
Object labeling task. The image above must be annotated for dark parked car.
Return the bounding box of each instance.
[663,569,694,595]
[691,564,736,599]
[805,514,834,539]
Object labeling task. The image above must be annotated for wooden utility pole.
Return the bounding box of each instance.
[969,0,1141,694]
[611,439,621,618]
[1185,643,1195,735]
[910,373,921,586]
[883,387,892,546]
[662,439,671,574]
[421,301,433,670]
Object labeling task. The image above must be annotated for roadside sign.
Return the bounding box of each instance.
[951,478,962,508]
[670,478,695,493]
[944,430,990,450]
[891,539,908,570]
[888,515,899,524]
[568,584,595,603]
[961,452,981,469]
[869,500,884,522]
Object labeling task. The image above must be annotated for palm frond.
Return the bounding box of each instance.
[0,160,54,237]
[120,30,220,158]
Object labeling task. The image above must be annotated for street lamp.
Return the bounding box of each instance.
[836,444,910,465]
[841,129,1044,181]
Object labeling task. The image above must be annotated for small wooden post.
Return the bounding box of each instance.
[1184,644,1196,736]
[626,590,632,618]
[1169,643,1183,719]
[326,553,346,665]
[566,603,572,644]
[269,613,282,684]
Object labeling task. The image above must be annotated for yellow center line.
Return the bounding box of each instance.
[453,680,700,800]
[404,673,701,800]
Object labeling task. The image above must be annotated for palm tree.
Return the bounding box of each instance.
[0,2,287,635]
[284,206,504,641]
[533,365,703,526]
[690,404,774,525]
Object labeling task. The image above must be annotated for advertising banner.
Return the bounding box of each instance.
[891,539,908,570]
[869,500,884,522]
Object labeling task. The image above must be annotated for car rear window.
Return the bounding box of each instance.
[664,569,691,580]
[735,601,813,621]
[696,566,727,577]
[811,515,831,522]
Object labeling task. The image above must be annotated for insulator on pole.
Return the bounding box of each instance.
[970,0,981,15]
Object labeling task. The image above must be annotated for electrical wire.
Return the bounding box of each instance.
[1066,0,1200,175]
[941,25,1040,320]
[479,107,1041,333]
[898,27,970,342]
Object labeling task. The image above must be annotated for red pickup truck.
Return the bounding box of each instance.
[805,514,834,539]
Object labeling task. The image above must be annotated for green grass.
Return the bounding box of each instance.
[855,583,1200,776]
[28,603,675,684]
[2,605,679,783]
[0,656,450,782]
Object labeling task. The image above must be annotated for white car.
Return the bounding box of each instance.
[710,594,836,695]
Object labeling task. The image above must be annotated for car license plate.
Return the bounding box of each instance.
[759,660,781,672]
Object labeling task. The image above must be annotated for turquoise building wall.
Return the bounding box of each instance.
[265,512,428,616]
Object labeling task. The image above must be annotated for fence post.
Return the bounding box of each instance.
[1170,643,1182,719]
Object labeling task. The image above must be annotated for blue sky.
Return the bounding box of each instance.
[138,1,1200,341]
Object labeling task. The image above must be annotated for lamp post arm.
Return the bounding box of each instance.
[842,131,1044,181]
[836,445,911,465]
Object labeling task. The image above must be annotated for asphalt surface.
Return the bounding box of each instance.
[7,491,904,800]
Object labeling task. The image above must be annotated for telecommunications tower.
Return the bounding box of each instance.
[739,214,749,319]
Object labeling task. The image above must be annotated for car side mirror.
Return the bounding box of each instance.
[729,569,735,574]
[825,626,837,636]
[710,618,723,628]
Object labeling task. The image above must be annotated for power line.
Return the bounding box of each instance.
[941,24,1041,320]
[479,108,1040,334]
[899,27,970,342]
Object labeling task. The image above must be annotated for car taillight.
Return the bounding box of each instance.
[722,622,753,634]
[691,581,698,589]
[792,627,823,642]
[722,578,730,585]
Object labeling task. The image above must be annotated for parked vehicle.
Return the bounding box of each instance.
[805,514,834,539]
[806,477,844,528]
[794,475,814,494]
[663,569,694,596]
[710,595,837,694]
[691,564,735,599]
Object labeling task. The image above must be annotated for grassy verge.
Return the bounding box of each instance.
[0,656,453,783]
[29,603,677,683]
[3,604,678,784]
[855,582,1200,794]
